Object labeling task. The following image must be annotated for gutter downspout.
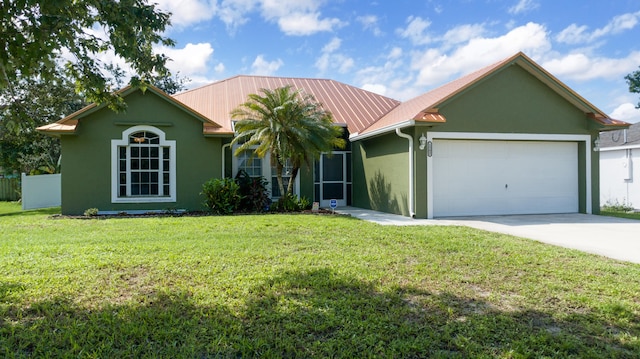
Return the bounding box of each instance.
[222,143,231,178]
[395,128,415,218]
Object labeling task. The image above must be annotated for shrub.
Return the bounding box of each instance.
[602,200,634,213]
[235,170,270,212]
[83,208,99,216]
[272,193,312,212]
[201,178,242,215]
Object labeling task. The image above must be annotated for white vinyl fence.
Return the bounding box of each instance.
[21,173,61,210]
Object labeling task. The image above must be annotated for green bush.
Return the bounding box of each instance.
[201,178,242,215]
[235,170,270,212]
[83,208,99,216]
[272,193,312,212]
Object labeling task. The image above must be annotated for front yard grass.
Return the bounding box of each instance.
[601,209,640,221]
[1,202,639,358]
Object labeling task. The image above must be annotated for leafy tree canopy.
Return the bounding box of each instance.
[0,0,174,110]
[625,67,640,108]
[0,66,86,175]
[231,86,345,196]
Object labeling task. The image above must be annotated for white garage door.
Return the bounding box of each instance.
[433,140,578,217]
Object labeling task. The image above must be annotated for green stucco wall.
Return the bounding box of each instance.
[352,131,411,216]
[353,64,603,219]
[60,90,222,215]
[413,65,601,218]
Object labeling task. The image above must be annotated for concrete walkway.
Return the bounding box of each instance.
[335,207,640,264]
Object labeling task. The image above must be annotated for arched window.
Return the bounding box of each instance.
[111,126,176,203]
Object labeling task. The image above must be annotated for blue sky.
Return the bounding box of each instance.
[146,0,640,123]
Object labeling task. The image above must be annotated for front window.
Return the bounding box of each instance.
[112,126,176,203]
[237,150,262,177]
[271,159,294,198]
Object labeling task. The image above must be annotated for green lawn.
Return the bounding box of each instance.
[601,209,640,221]
[1,202,639,358]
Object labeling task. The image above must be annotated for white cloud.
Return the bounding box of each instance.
[322,37,342,53]
[508,0,539,15]
[217,0,257,31]
[397,16,432,45]
[413,22,551,87]
[357,15,382,36]
[277,12,345,36]
[361,83,387,96]
[556,11,640,44]
[610,103,640,123]
[251,55,283,75]
[315,37,354,74]
[214,63,226,73]
[156,43,214,76]
[442,24,487,45]
[154,0,218,27]
[355,48,410,99]
[259,0,345,36]
[389,47,403,59]
[542,51,640,82]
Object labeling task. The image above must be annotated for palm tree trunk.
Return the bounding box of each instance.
[287,166,299,195]
[275,162,286,197]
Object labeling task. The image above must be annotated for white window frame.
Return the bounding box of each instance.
[111,125,176,203]
[231,145,300,199]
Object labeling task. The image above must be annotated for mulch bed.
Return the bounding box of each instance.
[50,208,347,220]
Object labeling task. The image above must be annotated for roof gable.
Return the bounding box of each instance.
[38,85,222,136]
[355,52,628,138]
[172,75,400,135]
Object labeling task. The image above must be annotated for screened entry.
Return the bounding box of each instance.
[314,151,351,207]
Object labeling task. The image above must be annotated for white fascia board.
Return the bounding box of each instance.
[349,120,415,141]
[600,144,640,152]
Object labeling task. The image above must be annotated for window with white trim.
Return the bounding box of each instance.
[111,126,176,203]
[271,159,294,198]
[237,150,262,177]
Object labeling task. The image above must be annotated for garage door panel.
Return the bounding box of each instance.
[433,140,578,217]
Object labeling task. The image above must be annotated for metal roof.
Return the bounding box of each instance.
[39,52,628,140]
[172,75,400,135]
[355,52,629,138]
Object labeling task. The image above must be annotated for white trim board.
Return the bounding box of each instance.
[425,132,592,219]
[111,125,177,204]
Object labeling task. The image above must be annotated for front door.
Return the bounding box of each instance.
[314,152,351,207]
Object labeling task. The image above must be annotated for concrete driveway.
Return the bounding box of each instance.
[336,207,640,264]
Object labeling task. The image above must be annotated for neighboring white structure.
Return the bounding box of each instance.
[21,173,61,210]
[599,123,640,210]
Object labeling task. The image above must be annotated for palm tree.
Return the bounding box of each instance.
[231,85,345,197]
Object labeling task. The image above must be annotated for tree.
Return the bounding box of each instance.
[625,67,640,107]
[0,66,86,175]
[231,86,346,197]
[0,0,174,110]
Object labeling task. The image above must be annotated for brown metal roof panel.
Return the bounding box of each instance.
[174,75,400,136]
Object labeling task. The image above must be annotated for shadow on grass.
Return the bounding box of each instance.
[0,206,60,217]
[1,269,638,357]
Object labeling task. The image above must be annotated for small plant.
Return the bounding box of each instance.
[602,200,634,213]
[235,170,270,212]
[271,193,312,212]
[83,208,98,216]
[297,196,312,210]
[201,177,242,215]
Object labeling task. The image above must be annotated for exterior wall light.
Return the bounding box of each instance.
[593,136,600,152]
[419,133,428,150]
